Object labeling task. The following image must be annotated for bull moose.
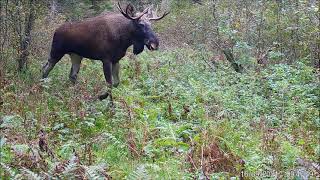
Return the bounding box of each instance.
[42,2,169,102]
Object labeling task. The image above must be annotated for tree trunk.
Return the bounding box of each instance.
[0,0,4,105]
[257,1,265,55]
[0,0,3,62]
[18,0,35,71]
[276,0,283,58]
[211,0,220,45]
[0,0,9,62]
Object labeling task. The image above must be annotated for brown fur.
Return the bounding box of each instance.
[50,13,137,63]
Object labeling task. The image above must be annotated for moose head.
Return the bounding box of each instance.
[117,2,169,54]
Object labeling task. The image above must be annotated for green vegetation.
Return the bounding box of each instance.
[1,49,319,179]
[1,0,319,179]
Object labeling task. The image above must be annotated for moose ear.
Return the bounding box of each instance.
[133,41,144,55]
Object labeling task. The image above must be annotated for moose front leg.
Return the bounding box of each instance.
[42,61,55,78]
[42,56,60,78]
[99,61,113,103]
[112,62,120,87]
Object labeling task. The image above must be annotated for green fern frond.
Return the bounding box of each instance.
[83,166,101,180]
[21,168,42,180]
[83,163,108,179]
[60,154,79,177]
[127,165,150,180]
[47,162,60,177]
[102,132,126,148]
[0,163,18,178]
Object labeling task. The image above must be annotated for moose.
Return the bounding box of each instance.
[42,2,169,102]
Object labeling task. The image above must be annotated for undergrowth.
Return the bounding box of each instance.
[1,48,319,179]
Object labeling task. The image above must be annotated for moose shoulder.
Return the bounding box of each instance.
[42,3,169,102]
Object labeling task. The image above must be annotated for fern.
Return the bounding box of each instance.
[21,168,42,180]
[83,163,108,179]
[47,162,59,178]
[1,153,109,179]
[60,154,81,178]
[102,132,126,149]
[1,163,19,179]
[127,165,150,180]
[83,166,101,180]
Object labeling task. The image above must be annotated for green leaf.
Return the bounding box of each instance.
[0,115,23,128]
[0,137,7,147]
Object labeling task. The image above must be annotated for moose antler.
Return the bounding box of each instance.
[117,2,149,20]
[148,5,170,21]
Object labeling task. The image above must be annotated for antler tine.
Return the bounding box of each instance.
[147,4,169,21]
[134,6,150,20]
[117,2,149,20]
[117,2,125,14]
[148,11,170,21]
[117,2,134,20]
[155,5,158,15]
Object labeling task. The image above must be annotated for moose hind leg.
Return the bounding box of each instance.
[69,53,82,83]
[112,63,120,87]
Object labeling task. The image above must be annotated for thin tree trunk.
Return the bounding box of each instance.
[0,0,9,62]
[0,0,3,62]
[289,0,300,64]
[245,0,250,44]
[0,0,4,107]
[18,0,35,71]
[210,0,221,47]
[293,0,300,61]
[317,0,320,69]
[0,0,9,84]
[257,0,264,54]
[276,0,283,58]
[13,0,23,64]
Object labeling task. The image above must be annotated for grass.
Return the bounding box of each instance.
[0,48,319,179]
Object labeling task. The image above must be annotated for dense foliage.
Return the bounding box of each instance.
[1,0,319,179]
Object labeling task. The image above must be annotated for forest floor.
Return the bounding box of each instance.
[1,49,319,179]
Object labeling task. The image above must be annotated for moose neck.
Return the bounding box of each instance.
[108,20,142,62]
[120,20,145,55]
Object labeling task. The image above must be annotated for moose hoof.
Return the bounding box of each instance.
[69,79,77,84]
[42,71,49,79]
[98,92,109,100]
[112,82,119,88]
[69,76,78,84]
